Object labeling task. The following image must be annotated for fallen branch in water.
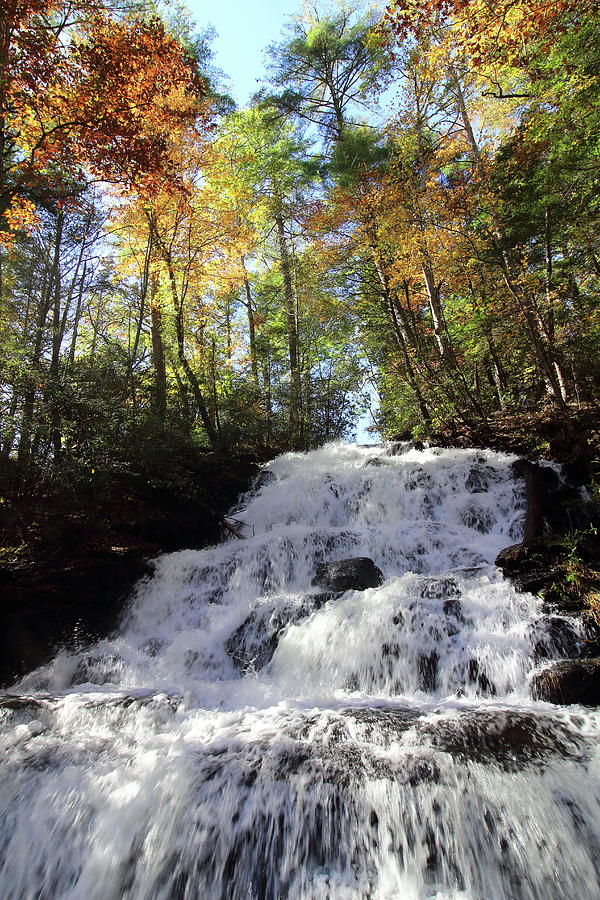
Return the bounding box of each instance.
[221,517,247,539]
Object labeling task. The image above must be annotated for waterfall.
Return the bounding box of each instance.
[1,442,600,899]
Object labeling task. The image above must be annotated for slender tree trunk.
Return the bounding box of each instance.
[127,230,153,407]
[544,207,568,402]
[163,251,217,446]
[241,257,260,386]
[224,296,232,362]
[274,209,301,443]
[366,232,432,424]
[494,245,567,406]
[210,336,222,441]
[149,272,167,422]
[148,212,218,446]
[419,253,455,365]
[172,362,191,423]
[49,209,64,465]
[68,260,86,366]
[17,223,61,475]
[1,393,19,463]
[262,347,273,446]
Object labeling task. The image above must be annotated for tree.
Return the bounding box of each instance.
[265,4,382,143]
[0,0,209,243]
[216,108,322,444]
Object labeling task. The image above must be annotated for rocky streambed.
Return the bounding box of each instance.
[495,457,600,705]
[1,441,600,899]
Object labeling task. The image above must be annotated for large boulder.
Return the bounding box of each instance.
[495,540,563,594]
[531,657,600,705]
[311,557,384,593]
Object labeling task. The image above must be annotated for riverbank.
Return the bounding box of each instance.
[430,402,599,481]
[0,451,261,686]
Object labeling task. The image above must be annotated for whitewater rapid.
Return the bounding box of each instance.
[1,442,600,899]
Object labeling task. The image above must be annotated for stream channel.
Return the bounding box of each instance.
[1,442,600,898]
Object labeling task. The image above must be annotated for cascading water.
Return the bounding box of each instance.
[1,442,600,899]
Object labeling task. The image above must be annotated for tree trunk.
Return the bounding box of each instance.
[127,230,153,407]
[148,212,218,446]
[68,260,86,367]
[241,257,260,386]
[274,209,302,443]
[149,272,167,422]
[17,219,61,476]
[49,209,64,466]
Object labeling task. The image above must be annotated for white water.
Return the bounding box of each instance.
[2,442,600,899]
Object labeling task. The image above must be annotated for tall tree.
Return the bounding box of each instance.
[265,4,381,142]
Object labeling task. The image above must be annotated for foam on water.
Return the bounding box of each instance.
[2,441,600,899]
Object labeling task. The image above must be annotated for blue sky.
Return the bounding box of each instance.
[186,0,303,105]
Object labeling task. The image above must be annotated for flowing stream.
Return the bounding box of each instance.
[2,442,600,899]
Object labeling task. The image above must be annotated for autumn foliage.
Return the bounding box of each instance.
[0,0,598,495]
[0,0,208,241]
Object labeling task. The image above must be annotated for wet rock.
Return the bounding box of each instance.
[465,466,491,493]
[339,705,420,737]
[418,652,439,692]
[466,659,496,696]
[70,653,123,686]
[405,469,433,490]
[580,611,600,656]
[418,709,587,770]
[291,707,588,774]
[496,534,600,625]
[0,694,50,711]
[388,440,425,455]
[495,541,563,594]
[530,617,581,663]
[0,689,179,712]
[363,457,389,467]
[226,611,280,673]
[381,640,402,660]
[442,598,463,619]
[420,577,460,600]
[252,469,276,491]
[226,592,338,673]
[139,638,164,657]
[321,474,340,497]
[531,658,600,706]
[460,504,496,533]
[311,557,384,593]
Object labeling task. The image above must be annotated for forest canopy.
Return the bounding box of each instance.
[0,0,598,496]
